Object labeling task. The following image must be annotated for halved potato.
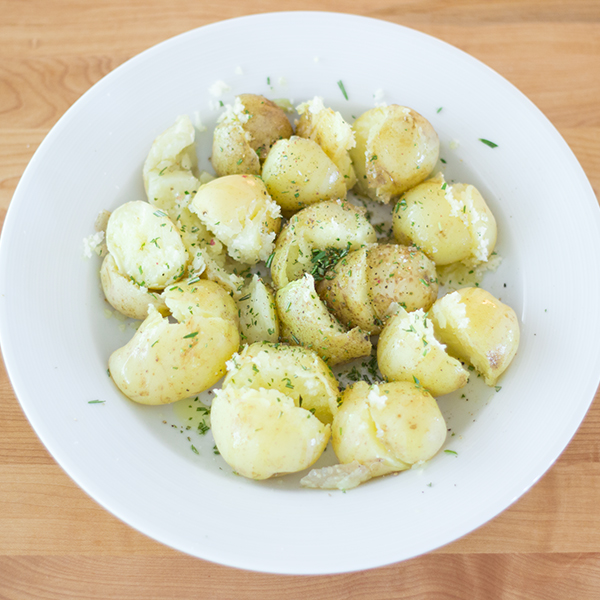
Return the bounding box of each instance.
[295,96,357,189]
[430,287,520,386]
[317,244,438,334]
[262,136,347,214]
[100,253,168,320]
[270,200,377,290]
[223,342,340,424]
[142,114,200,221]
[236,275,279,345]
[108,281,239,404]
[189,174,281,265]
[211,94,293,177]
[377,308,469,396]
[349,105,439,203]
[276,274,372,366]
[106,200,188,289]
[392,173,497,267]
[211,387,330,480]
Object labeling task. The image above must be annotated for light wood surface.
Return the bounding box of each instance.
[1,0,599,598]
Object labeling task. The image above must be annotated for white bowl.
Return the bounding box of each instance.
[1,12,599,574]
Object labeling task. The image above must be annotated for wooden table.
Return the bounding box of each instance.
[1,1,599,597]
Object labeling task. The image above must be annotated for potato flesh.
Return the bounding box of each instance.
[392,173,497,266]
[100,253,168,320]
[262,137,347,214]
[190,174,281,265]
[236,275,279,345]
[106,200,188,289]
[295,96,357,190]
[270,200,377,290]
[211,387,330,480]
[377,308,469,397]
[349,105,439,203]
[276,274,372,366]
[430,287,520,386]
[142,114,200,221]
[223,342,340,425]
[108,281,239,404]
[332,381,447,473]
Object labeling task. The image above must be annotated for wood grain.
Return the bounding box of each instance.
[1,0,599,598]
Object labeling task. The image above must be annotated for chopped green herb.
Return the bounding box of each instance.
[265,251,275,269]
[337,79,348,100]
[87,400,105,404]
[191,444,199,455]
[444,449,458,456]
[479,138,498,148]
[183,331,199,339]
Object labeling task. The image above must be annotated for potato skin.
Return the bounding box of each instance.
[108,281,239,404]
[430,287,520,386]
[276,274,372,366]
[262,136,347,214]
[211,387,330,480]
[392,173,497,266]
[349,105,439,203]
[211,94,293,177]
[317,244,438,334]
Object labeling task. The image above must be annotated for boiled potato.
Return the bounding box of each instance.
[211,94,293,176]
[106,200,188,289]
[276,274,372,366]
[349,105,439,203]
[223,342,340,424]
[108,281,239,404]
[189,174,281,265]
[332,381,447,478]
[236,275,279,345]
[317,244,438,334]
[100,253,168,320]
[270,200,377,289]
[392,173,497,266]
[262,136,347,214]
[211,387,330,480]
[430,287,520,386]
[295,96,357,189]
[300,460,377,490]
[142,115,200,221]
[377,308,469,396]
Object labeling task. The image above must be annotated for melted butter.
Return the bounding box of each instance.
[173,395,212,434]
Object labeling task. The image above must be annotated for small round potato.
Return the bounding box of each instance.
[223,342,340,424]
[430,287,520,387]
[295,96,357,189]
[332,381,447,477]
[276,274,372,366]
[262,136,347,214]
[392,173,497,266]
[377,308,469,396]
[317,244,438,334]
[190,174,281,265]
[211,95,293,177]
[100,253,168,320]
[349,105,439,203]
[270,200,377,290]
[108,281,239,404]
[211,387,330,480]
[106,200,188,289]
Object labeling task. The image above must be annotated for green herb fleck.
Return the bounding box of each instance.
[479,138,498,148]
[337,79,348,100]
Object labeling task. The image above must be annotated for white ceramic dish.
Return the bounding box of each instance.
[1,12,599,575]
